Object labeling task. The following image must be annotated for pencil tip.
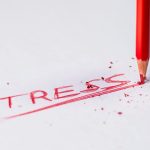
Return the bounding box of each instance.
[137,74,146,85]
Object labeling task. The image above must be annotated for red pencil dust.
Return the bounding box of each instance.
[136,0,150,84]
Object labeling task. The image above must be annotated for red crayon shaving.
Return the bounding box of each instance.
[117,112,123,115]
[124,93,129,97]
[101,107,104,111]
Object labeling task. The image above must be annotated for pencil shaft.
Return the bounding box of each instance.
[136,0,149,60]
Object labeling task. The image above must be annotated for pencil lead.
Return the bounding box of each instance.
[137,74,146,85]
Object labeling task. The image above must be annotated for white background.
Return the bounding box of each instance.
[0,0,150,150]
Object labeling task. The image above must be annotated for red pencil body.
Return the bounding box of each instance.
[136,0,149,60]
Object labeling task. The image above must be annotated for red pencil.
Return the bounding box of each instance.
[136,0,149,84]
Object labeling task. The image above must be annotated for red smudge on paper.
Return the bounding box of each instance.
[54,85,80,99]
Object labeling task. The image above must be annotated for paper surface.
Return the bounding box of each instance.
[0,0,150,150]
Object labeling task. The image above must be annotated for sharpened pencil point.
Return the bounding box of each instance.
[137,74,146,85]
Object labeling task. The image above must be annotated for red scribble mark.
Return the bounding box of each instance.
[0,94,28,108]
[81,74,130,92]
[102,74,130,91]
[4,82,138,120]
[54,85,80,99]
[0,74,140,120]
[30,90,52,104]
